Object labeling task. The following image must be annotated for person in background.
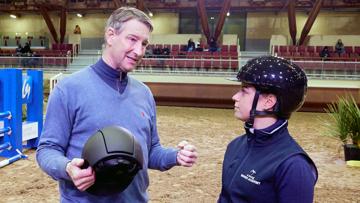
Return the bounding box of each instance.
[153,45,162,55]
[22,42,32,55]
[335,39,345,55]
[144,46,153,58]
[162,45,170,57]
[319,46,330,60]
[36,7,198,203]
[74,24,82,34]
[209,37,218,52]
[187,38,196,52]
[195,42,203,52]
[15,43,23,56]
[218,56,318,203]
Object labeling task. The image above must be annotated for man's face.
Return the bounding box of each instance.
[105,19,150,72]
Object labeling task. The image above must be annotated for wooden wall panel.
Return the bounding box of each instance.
[145,82,359,112]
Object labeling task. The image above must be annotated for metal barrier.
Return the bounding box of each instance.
[0,68,43,168]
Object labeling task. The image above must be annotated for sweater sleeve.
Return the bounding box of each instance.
[147,97,178,171]
[275,154,317,203]
[36,85,72,181]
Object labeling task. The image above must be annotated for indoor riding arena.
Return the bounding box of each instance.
[1,0,360,203]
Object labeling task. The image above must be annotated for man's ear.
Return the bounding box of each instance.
[263,94,277,111]
[105,27,116,46]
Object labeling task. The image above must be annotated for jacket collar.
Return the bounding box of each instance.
[245,119,288,145]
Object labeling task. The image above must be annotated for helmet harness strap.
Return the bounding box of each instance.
[247,90,279,127]
[247,90,260,127]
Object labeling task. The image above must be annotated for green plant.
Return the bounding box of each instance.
[324,95,360,147]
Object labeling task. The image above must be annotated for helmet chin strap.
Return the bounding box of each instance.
[246,90,278,128]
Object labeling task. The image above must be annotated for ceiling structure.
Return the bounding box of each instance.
[1,0,359,45]
[0,0,359,13]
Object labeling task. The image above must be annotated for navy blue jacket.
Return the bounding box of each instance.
[218,120,318,203]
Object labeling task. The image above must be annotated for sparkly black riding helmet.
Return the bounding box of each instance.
[236,56,307,126]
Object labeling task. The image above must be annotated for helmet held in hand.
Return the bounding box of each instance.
[82,126,143,196]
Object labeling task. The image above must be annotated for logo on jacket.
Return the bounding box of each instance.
[241,169,261,185]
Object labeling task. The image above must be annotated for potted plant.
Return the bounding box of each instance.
[324,94,360,161]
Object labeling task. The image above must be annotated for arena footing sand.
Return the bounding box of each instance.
[1,106,359,203]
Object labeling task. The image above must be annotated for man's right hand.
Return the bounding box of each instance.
[66,158,95,191]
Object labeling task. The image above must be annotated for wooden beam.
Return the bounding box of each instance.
[288,0,297,45]
[113,0,121,8]
[60,8,67,44]
[197,0,211,43]
[136,0,145,11]
[38,5,59,44]
[298,0,323,45]
[213,0,231,42]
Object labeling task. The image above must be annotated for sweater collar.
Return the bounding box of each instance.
[92,58,127,80]
[91,58,128,94]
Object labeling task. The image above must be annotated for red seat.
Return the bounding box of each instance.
[60,43,67,50]
[307,46,315,53]
[52,43,60,50]
[344,46,353,54]
[185,58,194,68]
[221,45,229,52]
[171,44,179,52]
[355,46,360,55]
[315,46,323,53]
[164,58,174,68]
[194,56,202,69]
[288,46,297,54]
[279,46,288,53]
[203,56,212,70]
[212,56,221,69]
[297,46,306,53]
[230,56,238,70]
[155,44,163,49]
[222,56,230,69]
[176,59,186,69]
[229,45,237,52]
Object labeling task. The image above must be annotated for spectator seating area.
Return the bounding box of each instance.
[272,45,359,75]
[273,45,360,61]
[139,44,239,71]
[0,43,73,67]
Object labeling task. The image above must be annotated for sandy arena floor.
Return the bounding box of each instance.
[0,106,359,203]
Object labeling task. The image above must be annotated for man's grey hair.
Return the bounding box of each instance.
[105,7,153,34]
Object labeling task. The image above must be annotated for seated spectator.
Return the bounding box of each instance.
[195,43,203,52]
[162,46,170,57]
[153,46,162,55]
[209,37,218,52]
[15,44,23,56]
[187,38,196,52]
[319,46,330,60]
[335,39,345,55]
[145,47,153,58]
[22,42,32,55]
[73,25,81,34]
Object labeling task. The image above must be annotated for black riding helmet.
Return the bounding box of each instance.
[236,56,307,126]
[82,126,143,196]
